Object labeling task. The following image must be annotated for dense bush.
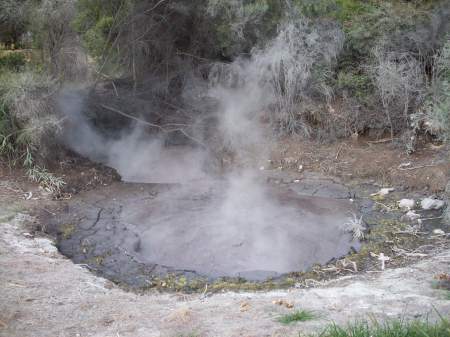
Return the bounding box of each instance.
[0,0,31,49]
[1,0,450,160]
[207,0,284,58]
[73,0,133,61]
[0,52,26,71]
[0,70,60,166]
[420,39,450,141]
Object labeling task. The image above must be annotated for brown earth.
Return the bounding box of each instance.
[272,138,450,193]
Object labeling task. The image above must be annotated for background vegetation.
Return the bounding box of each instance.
[0,0,449,173]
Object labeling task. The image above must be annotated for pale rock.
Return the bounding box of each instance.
[398,162,412,169]
[371,188,395,197]
[398,199,415,210]
[34,238,58,256]
[403,210,421,221]
[433,229,445,235]
[421,198,445,210]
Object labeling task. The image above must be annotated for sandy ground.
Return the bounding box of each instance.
[1,213,450,337]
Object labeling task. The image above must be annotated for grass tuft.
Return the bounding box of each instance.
[445,291,450,301]
[27,165,65,195]
[320,318,450,337]
[277,310,317,324]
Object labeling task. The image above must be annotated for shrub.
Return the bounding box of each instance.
[370,45,425,140]
[207,0,284,58]
[0,70,61,166]
[268,18,344,135]
[0,52,26,71]
[336,70,372,99]
[0,0,31,49]
[292,0,373,21]
[420,39,450,141]
[73,0,132,61]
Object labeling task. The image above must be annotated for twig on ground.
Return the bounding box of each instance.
[419,216,444,221]
[392,247,428,257]
[367,138,399,144]
[200,283,209,300]
[398,164,438,171]
[335,144,344,160]
[374,201,393,211]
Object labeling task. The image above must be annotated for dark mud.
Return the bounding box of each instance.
[43,172,364,287]
[41,163,448,291]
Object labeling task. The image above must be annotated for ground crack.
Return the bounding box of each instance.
[86,207,104,230]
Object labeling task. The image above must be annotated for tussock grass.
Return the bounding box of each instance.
[277,310,317,324]
[320,318,450,337]
[27,165,65,194]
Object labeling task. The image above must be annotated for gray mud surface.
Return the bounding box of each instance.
[44,173,359,287]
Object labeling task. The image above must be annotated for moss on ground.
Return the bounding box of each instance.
[136,213,442,293]
[60,223,76,240]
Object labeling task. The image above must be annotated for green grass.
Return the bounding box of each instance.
[320,318,450,337]
[176,333,200,337]
[442,291,450,301]
[277,310,317,324]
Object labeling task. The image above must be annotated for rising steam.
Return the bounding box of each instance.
[57,20,353,279]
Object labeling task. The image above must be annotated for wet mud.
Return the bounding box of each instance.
[44,174,361,287]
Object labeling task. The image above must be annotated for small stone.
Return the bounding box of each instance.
[285,301,294,309]
[34,238,58,256]
[445,181,450,195]
[259,166,265,171]
[433,229,445,235]
[398,199,415,210]
[403,210,420,221]
[240,301,251,312]
[421,198,445,210]
[283,157,298,165]
[272,299,294,309]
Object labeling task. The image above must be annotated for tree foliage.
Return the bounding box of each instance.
[1,0,450,154]
[0,0,31,48]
